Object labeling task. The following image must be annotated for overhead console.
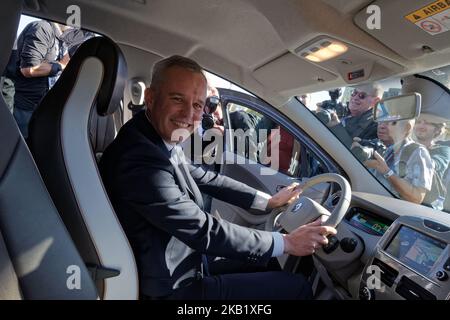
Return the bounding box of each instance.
[253,35,404,94]
[359,215,450,300]
[354,0,450,60]
[292,36,405,84]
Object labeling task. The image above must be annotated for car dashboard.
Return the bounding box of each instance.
[329,192,450,300]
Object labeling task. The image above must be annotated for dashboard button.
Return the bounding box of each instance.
[436,270,448,281]
[340,237,358,253]
[444,258,450,272]
[322,236,339,254]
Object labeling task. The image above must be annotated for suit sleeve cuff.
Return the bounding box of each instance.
[271,232,285,257]
[251,190,271,211]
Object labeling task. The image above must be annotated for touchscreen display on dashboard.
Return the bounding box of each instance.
[385,226,447,276]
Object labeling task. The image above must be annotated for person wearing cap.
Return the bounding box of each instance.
[404,75,450,210]
[327,83,382,148]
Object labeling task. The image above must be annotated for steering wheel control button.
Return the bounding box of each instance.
[436,270,448,281]
[340,237,358,253]
[322,236,339,254]
[359,286,374,300]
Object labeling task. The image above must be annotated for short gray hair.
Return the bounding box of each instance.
[353,83,383,99]
[150,55,206,89]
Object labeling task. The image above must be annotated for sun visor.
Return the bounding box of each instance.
[354,0,450,59]
[253,53,338,92]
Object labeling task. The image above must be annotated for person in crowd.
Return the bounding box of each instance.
[318,88,347,118]
[403,75,450,210]
[327,83,382,148]
[6,20,70,138]
[364,116,434,205]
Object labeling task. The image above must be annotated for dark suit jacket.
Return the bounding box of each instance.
[99,111,274,297]
[330,109,378,148]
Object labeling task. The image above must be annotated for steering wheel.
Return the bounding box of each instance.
[265,173,351,232]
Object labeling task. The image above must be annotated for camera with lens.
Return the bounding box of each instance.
[352,138,387,162]
[315,108,333,124]
[202,95,220,131]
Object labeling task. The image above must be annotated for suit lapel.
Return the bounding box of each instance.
[168,156,194,200]
[136,111,204,209]
[171,146,204,210]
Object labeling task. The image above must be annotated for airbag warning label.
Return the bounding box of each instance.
[405,0,450,35]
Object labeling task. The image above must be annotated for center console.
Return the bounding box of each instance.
[359,216,450,300]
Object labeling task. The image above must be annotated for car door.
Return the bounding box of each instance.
[209,88,339,229]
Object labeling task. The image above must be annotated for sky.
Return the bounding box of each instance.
[18,15,40,35]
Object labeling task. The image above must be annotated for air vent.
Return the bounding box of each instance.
[396,276,436,300]
[372,258,398,287]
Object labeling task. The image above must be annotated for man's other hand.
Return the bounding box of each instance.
[283,219,337,256]
[267,182,302,209]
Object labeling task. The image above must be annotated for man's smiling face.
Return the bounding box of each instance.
[348,89,378,117]
[145,66,207,143]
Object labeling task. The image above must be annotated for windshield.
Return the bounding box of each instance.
[301,64,450,212]
[418,66,450,89]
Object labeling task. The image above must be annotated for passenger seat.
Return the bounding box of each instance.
[0,0,97,300]
[28,36,138,299]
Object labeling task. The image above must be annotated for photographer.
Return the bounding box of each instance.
[318,88,347,118]
[364,118,434,204]
[376,121,394,147]
[351,122,394,163]
[186,86,223,166]
[201,85,224,135]
[326,84,381,148]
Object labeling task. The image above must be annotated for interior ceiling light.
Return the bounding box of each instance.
[296,38,348,63]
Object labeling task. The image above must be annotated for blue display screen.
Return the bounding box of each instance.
[348,211,390,236]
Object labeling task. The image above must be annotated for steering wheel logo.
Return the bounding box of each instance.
[293,202,303,213]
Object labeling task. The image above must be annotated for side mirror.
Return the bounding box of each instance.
[374,93,421,122]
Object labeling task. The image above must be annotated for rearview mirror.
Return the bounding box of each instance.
[374,93,421,122]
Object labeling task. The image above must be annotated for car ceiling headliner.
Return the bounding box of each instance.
[22,0,450,106]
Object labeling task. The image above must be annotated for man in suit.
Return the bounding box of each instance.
[99,55,336,300]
